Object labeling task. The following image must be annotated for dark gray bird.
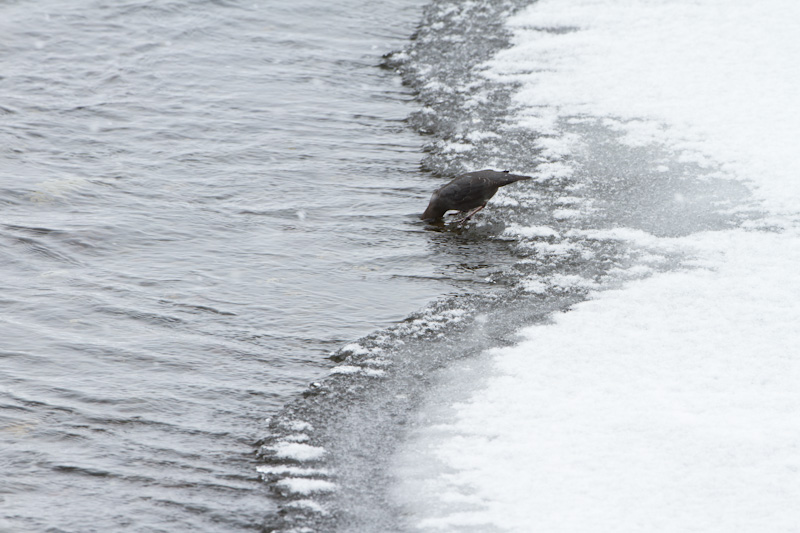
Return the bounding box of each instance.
[420,169,532,223]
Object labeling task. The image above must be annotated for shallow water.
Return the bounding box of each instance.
[0,0,464,530]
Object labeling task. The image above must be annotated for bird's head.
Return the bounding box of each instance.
[420,193,447,221]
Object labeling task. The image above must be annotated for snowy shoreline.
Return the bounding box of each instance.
[391,1,800,530]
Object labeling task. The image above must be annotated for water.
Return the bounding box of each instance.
[0,0,459,531]
[2,0,761,531]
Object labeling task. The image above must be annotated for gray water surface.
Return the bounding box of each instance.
[0,0,457,530]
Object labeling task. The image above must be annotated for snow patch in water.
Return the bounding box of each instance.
[275,478,338,495]
[268,442,326,462]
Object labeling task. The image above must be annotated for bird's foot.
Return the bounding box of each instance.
[454,205,485,226]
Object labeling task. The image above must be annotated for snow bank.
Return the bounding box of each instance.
[392,1,800,530]
[486,0,800,220]
[395,228,800,531]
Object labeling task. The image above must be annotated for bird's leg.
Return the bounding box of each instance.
[455,205,485,225]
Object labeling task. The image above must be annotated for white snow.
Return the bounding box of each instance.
[256,465,330,477]
[395,229,800,532]
[268,442,326,462]
[280,419,314,432]
[274,478,337,495]
[329,365,386,378]
[487,0,800,220]
[392,0,800,531]
[339,343,370,356]
[285,499,329,515]
[504,224,559,239]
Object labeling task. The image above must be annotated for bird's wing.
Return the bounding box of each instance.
[437,178,491,209]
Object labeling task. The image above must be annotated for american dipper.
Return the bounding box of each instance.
[420,169,532,223]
